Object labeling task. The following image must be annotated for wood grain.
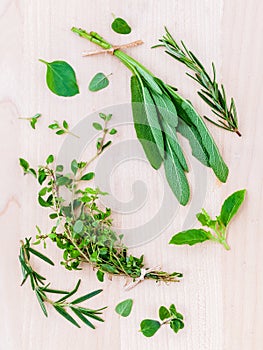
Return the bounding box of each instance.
[0,0,262,349]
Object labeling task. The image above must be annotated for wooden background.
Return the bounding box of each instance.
[0,1,262,349]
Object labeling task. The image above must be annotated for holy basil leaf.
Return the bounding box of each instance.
[219,189,246,226]
[140,319,161,337]
[115,299,133,317]
[159,306,171,321]
[39,59,79,97]
[89,73,109,92]
[169,228,210,246]
[111,17,131,35]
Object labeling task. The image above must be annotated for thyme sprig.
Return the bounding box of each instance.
[19,238,106,328]
[19,113,182,288]
[156,28,241,136]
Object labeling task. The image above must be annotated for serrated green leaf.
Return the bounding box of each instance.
[39,59,79,97]
[111,17,131,35]
[89,73,109,92]
[219,189,246,226]
[115,299,133,317]
[169,228,210,246]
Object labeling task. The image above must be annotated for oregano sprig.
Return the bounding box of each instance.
[19,238,106,328]
[140,304,184,337]
[19,113,42,129]
[48,119,79,138]
[170,189,246,250]
[156,28,241,136]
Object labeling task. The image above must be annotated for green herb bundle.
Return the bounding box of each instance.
[19,113,182,290]
[71,27,229,206]
[156,28,240,136]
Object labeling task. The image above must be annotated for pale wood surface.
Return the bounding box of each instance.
[0,1,262,349]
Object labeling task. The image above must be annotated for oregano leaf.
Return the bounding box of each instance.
[140,319,161,337]
[115,299,133,317]
[39,59,79,97]
[89,73,109,92]
[111,17,131,35]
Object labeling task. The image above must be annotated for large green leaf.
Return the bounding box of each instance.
[164,137,190,205]
[169,228,210,246]
[162,119,188,172]
[220,189,246,226]
[39,60,79,97]
[167,87,228,182]
[177,119,210,167]
[130,75,163,170]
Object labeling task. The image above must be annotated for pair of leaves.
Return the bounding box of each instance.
[170,189,246,249]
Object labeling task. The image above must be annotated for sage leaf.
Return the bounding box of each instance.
[177,119,210,167]
[164,137,190,206]
[219,189,246,226]
[169,228,210,246]
[151,89,178,128]
[140,319,161,337]
[115,299,133,317]
[159,306,171,321]
[168,88,228,182]
[162,119,188,172]
[39,59,79,97]
[89,72,109,92]
[130,75,163,170]
[111,17,131,35]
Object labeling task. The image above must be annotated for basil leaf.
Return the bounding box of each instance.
[89,72,109,92]
[169,228,211,246]
[115,299,133,317]
[39,59,79,97]
[177,119,210,167]
[162,119,188,172]
[168,88,228,182]
[111,17,131,35]
[219,189,246,226]
[140,319,161,337]
[159,306,171,321]
[164,137,190,206]
[130,75,163,170]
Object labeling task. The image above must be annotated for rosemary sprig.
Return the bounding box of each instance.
[19,238,106,328]
[156,28,241,136]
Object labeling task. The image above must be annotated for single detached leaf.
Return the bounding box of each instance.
[111,17,131,34]
[169,228,210,246]
[39,59,79,97]
[219,189,246,227]
[159,306,171,321]
[89,73,109,92]
[115,299,133,317]
[140,319,161,337]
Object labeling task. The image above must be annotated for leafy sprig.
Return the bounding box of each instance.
[19,113,42,129]
[170,189,246,250]
[19,113,181,286]
[156,28,241,136]
[140,304,184,337]
[19,238,106,328]
[48,119,79,138]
